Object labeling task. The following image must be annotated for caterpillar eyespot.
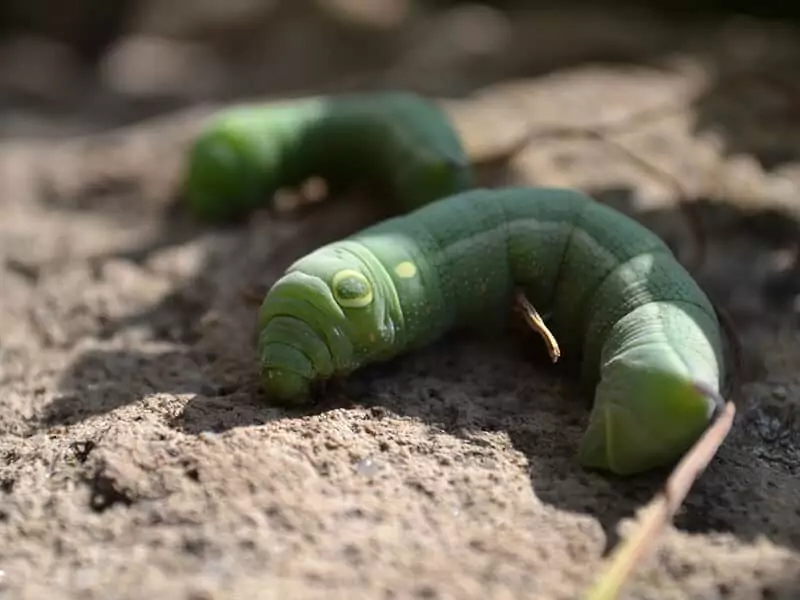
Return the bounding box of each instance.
[332,269,373,308]
[183,91,474,222]
[257,186,727,477]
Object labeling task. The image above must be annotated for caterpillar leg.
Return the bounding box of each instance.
[513,289,561,363]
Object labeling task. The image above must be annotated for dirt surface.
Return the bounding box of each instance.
[2,6,800,600]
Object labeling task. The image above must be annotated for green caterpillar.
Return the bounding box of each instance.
[257,186,726,476]
[183,91,474,221]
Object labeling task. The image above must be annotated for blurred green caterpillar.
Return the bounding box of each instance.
[257,186,726,476]
[184,91,473,221]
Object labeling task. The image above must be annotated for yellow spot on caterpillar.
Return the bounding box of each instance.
[332,269,373,308]
[394,261,417,279]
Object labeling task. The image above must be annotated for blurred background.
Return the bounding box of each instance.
[1,0,799,137]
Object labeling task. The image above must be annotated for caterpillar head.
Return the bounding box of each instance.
[257,243,402,405]
[184,118,271,222]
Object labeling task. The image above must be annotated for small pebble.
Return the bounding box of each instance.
[355,457,380,477]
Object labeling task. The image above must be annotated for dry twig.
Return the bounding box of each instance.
[583,398,736,600]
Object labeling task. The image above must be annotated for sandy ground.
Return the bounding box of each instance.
[2,6,800,600]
